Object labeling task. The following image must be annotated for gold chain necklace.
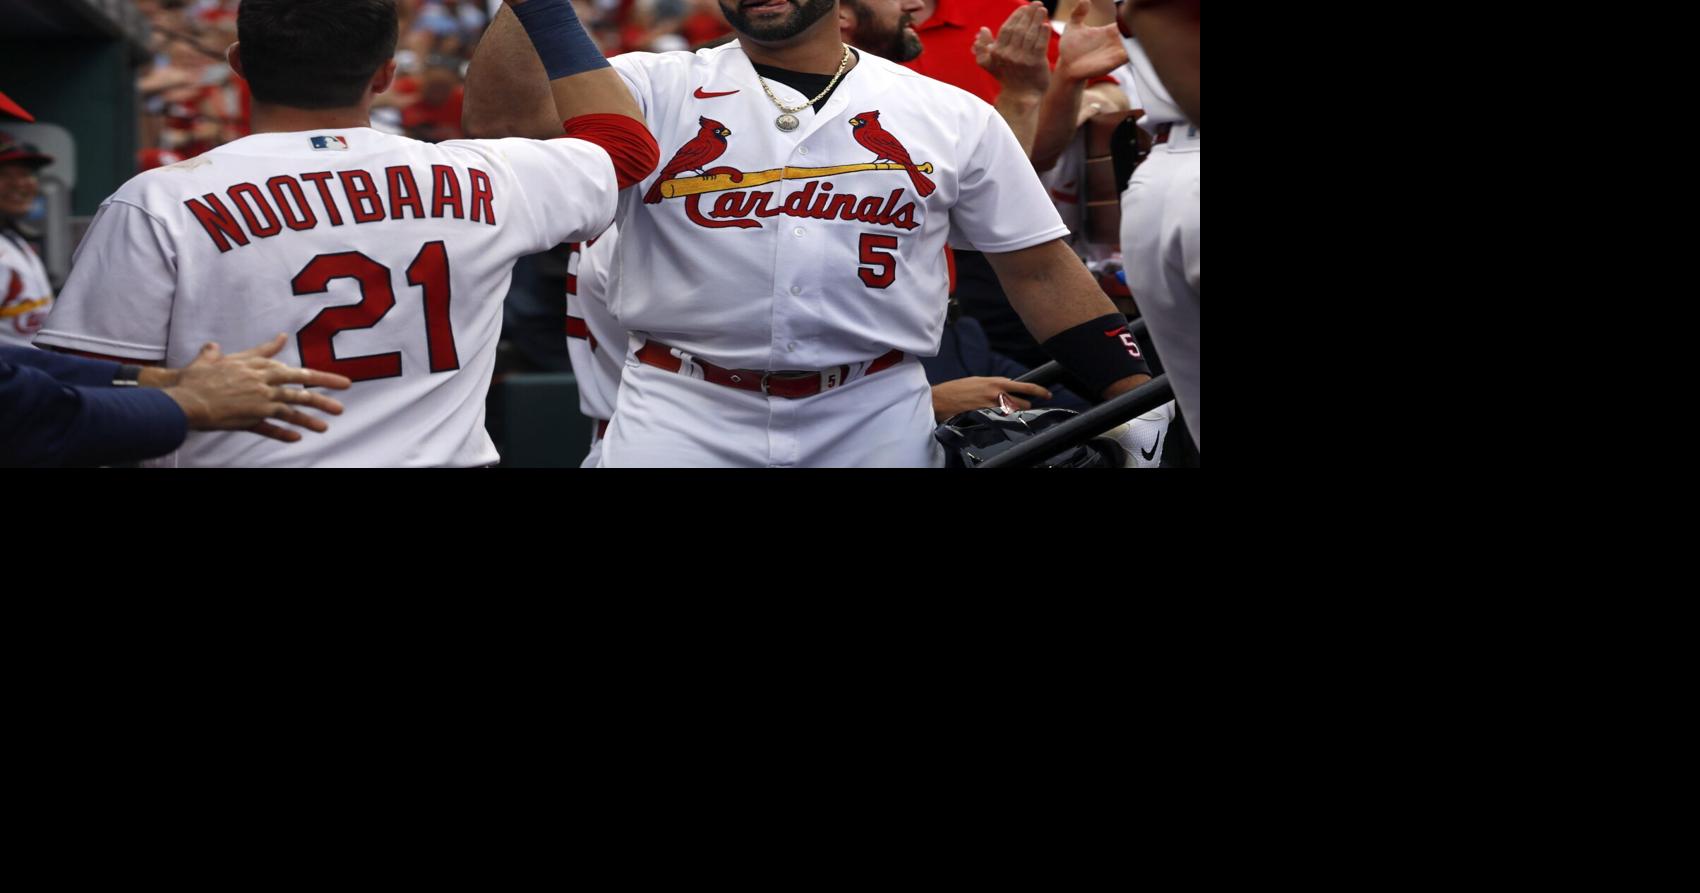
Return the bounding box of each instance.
[756,44,852,133]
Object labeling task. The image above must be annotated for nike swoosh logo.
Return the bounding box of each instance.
[1140,432,1160,461]
[1104,326,1128,337]
[694,88,740,98]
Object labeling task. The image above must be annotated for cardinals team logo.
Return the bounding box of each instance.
[1,269,50,337]
[645,117,740,204]
[646,111,935,232]
[847,111,935,197]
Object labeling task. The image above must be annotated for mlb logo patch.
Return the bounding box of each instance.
[311,136,349,151]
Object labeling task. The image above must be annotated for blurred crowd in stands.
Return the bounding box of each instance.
[132,0,733,170]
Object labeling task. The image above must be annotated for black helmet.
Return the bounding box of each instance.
[933,407,1126,468]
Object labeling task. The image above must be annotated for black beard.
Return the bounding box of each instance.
[893,16,923,62]
[852,14,922,63]
[722,0,838,43]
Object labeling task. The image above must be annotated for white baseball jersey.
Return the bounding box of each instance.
[564,220,626,423]
[607,44,1069,371]
[1120,36,1188,133]
[564,220,627,468]
[1117,34,1198,449]
[36,127,617,466]
[1121,124,1198,450]
[0,228,53,348]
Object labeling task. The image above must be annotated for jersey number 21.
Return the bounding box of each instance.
[291,242,459,382]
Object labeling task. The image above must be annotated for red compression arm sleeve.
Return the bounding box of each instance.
[560,114,660,190]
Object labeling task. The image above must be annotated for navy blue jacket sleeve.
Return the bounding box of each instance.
[984,346,1033,382]
[924,316,1036,384]
[1,355,188,467]
[0,346,122,388]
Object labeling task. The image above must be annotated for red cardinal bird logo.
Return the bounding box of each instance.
[645,116,735,204]
[848,110,936,198]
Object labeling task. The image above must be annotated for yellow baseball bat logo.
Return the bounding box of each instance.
[660,162,936,199]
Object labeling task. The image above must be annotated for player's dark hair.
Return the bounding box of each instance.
[237,0,399,109]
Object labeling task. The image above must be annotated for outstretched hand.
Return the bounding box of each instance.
[1057,0,1129,83]
[973,2,1052,97]
[164,334,353,442]
[932,376,1054,422]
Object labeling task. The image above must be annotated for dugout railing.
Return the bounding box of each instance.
[977,318,1186,469]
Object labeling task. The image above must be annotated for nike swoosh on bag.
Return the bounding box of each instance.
[1140,432,1160,461]
[694,87,740,98]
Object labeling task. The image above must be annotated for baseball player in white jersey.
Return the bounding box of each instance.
[0,133,54,349]
[1117,0,1198,449]
[563,3,1070,467]
[561,2,1045,468]
[35,0,657,466]
[468,0,1152,467]
[563,220,625,467]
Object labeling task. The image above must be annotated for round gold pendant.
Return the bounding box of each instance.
[775,113,800,132]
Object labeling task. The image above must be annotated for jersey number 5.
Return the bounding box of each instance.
[292,242,459,382]
[858,233,898,289]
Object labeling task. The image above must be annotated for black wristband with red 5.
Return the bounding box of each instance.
[1041,313,1151,396]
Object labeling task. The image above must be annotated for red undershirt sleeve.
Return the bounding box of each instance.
[560,114,660,191]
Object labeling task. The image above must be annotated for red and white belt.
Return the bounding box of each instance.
[634,339,904,400]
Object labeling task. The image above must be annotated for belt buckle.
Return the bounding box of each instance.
[759,371,773,395]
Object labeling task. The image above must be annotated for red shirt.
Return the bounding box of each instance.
[903,0,1061,105]
[680,11,731,47]
[403,86,465,139]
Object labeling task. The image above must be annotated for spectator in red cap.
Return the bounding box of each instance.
[0,132,56,348]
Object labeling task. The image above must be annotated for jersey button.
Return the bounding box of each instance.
[790,285,802,295]
[792,227,805,238]
[787,342,799,352]
[799,146,809,155]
